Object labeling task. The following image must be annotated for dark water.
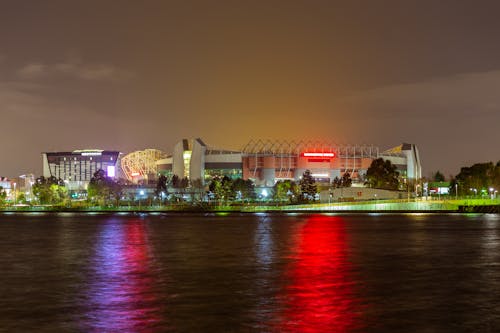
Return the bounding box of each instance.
[1,213,500,332]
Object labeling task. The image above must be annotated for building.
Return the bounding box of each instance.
[42,149,120,190]
[241,139,379,186]
[379,143,422,180]
[0,177,13,198]
[155,138,422,187]
[156,138,242,183]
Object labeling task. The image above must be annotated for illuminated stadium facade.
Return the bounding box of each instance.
[156,138,422,186]
[40,140,421,191]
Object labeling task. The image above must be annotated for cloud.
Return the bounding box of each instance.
[54,62,133,82]
[0,79,117,176]
[16,59,133,82]
[338,69,500,175]
[342,70,500,119]
[17,63,47,79]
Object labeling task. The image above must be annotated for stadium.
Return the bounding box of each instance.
[41,139,421,192]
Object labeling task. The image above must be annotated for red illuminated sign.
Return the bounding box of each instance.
[302,152,335,157]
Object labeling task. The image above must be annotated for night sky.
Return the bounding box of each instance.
[1,0,499,178]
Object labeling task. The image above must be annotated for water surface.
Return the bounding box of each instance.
[1,213,499,332]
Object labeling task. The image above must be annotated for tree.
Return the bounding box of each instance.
[0,186,6,207]
[155,174,168,199]
[273,179,299,203]
[365,158,400,190]
[171,175,180,188]
[32,176,68,205]
[88,169,122,206]
[454,162,499,196]
[220,176,234,202]
[332,176,341,189]
[299,170,317,202]
[433,171,445,182]
[208,177,224,203]
[341,172,352,187]
[232,178,256,201]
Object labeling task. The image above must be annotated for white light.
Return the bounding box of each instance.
[261,189,268,197]
[107,166,116,178]
[139,190,145,196]
[312,173,329,178]
[303,152,335,157]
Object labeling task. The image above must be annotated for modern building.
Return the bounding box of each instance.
[379,143,422,180]
[42,149,120,190]
[156,138,242,183]
[155,138,422,187]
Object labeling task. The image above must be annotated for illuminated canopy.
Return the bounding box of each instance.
[120,149,167,182]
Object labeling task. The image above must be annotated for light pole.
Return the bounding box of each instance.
[455,183,458,200]
[328,188,332,208]
[13,182,16,205]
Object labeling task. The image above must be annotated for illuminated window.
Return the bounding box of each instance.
[183,151,192,178]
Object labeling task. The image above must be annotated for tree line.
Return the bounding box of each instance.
[451,161,500,196]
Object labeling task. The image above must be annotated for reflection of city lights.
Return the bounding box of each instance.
[84,220,162,330]
[275,215,363,332]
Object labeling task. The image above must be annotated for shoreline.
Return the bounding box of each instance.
[1,207,498,215]
[2,199,499,214]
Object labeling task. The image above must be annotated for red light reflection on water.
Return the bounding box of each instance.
[84,219,163,332]
[276,215,363,332]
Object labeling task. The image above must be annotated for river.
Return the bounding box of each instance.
[0,212,499,332]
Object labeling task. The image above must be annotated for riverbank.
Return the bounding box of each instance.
[1,198,499,213]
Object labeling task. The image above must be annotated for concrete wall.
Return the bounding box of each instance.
[190,139,206,182]
[320,187,407,202]
[172,140,186,179]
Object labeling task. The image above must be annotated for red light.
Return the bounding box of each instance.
[302,152,335,157]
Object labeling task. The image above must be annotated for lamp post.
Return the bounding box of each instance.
[455,183,458,200]
[328,188,332,208]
